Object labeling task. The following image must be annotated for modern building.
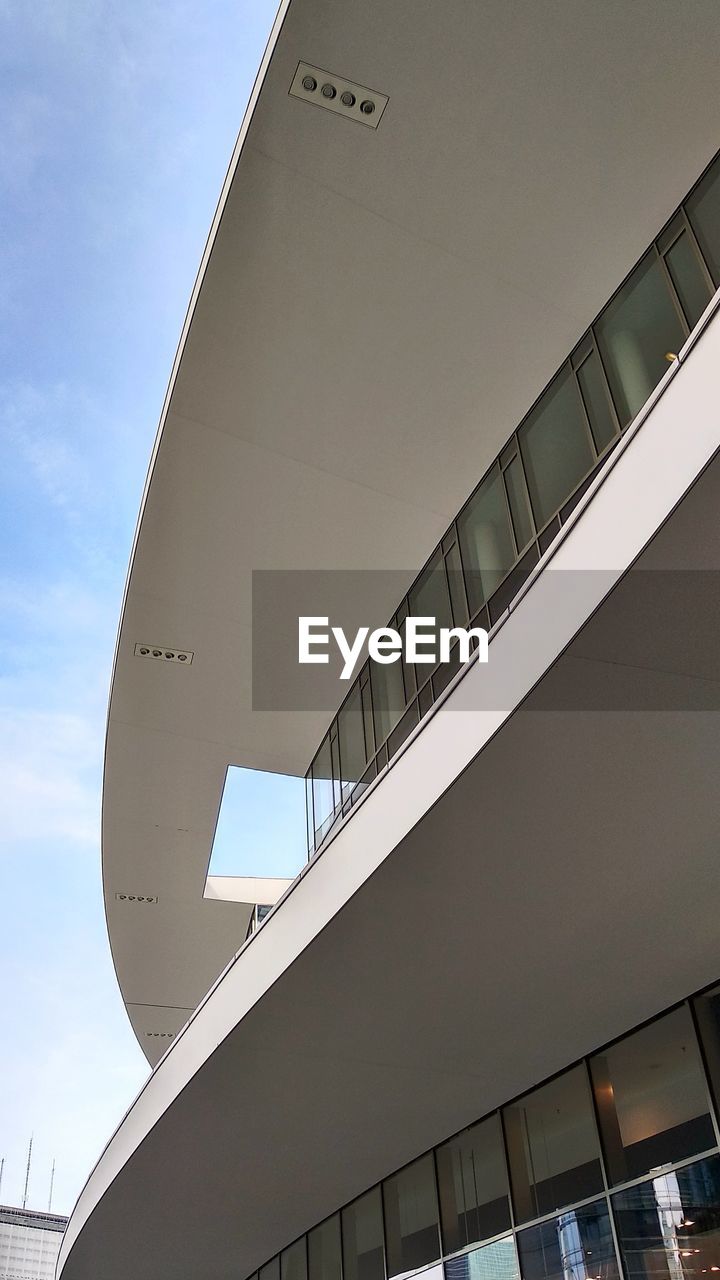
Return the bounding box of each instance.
[0,1206,67,1280]
[58,2,720,1279]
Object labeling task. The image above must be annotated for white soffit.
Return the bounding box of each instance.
[104,0,720,1058]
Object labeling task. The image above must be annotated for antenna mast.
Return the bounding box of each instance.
[0,1156,4,1201]
[48,1160,56,1212]
[22,1135,33,1210]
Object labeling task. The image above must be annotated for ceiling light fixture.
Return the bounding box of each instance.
[289,62,388,129]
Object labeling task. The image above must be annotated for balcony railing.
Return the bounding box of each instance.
[306,146,720,856]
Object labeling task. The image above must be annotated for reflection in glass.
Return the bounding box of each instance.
[458,466,516,617]
[518,368,595,532]
[309,1216,342,1280]
[383,1155,441,1278]
[686,153,720,285]
[283,1240,308,1280]
[590,1006,715,1186]
[516,1199,619,1280]
[612,1154,720,1280]
[595,251,686,425]
[664,232,712,330]
[445,1236,519,1280]
[343,1188,386,1280]
[503,1066,603,1223]
[338,684,368,800]
[436,1115,511,1254]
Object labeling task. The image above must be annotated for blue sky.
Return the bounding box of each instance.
[0,0,306,1215]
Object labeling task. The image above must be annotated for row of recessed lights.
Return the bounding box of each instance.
[301,73,375,114]
[145,1031,174,1039]
[115,893,158,904]
[134,643,194,664]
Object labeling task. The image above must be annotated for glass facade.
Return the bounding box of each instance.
[305,146,720,856]
[246,983,720,1280]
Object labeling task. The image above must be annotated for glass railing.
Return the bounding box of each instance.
[306,147,720,855]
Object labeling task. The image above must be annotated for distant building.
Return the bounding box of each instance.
[0,1206,67,1280]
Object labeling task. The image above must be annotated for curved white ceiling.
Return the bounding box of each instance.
[103,0,720,1061]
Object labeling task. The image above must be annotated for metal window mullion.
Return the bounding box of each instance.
[652,240,692,341]
[680,200,720,291]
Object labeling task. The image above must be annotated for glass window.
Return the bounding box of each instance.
[664,231,713,330]
[338,684,368,800]
[612,1154,720,1280]
[444,542,469,628]
[693,983,720,1116]
[343,1188,385,1280]
[518,368,595,531]
[309,1216,342,1280]
[445,1236,519,1280]
[409,553,453,633]
[516,1199,619,1280]
[260,1260,281,1280]
[503,455,535,553]
[383,1155,441,1278]
[371,653,407,746]
[312,736,336,843]
[503,1066,603,1223]
[590,1006,715,1186]
[436,1114,511,1253]
[686,154,720,286]
[457,466,517,617]
[576,349,618,455]
[595,251,686,426]
[283,1241,308,1280]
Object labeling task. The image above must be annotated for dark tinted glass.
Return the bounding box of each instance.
[383,1155,441,1278]
[516,1199,619,1280]
[595,251,686,425]
[686,153,720,285]
[309,1216,342,1280]
[436,1115,510,1253]
[590,1006,715,1186]
[518,368,595,530]
[503,1066,603,1223]
[283,1241,308,1280]
[664,231,713,329]
[445,1237,519,1280]
[612,1154,720,1280]
[343,1188,385,1280]
[457,465,516,616]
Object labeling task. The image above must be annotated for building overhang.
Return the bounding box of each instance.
[65,312,720,1279]
[104,0,720,1057]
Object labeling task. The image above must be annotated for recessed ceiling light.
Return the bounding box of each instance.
[289,62,388,129]
[134,643,194,665]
